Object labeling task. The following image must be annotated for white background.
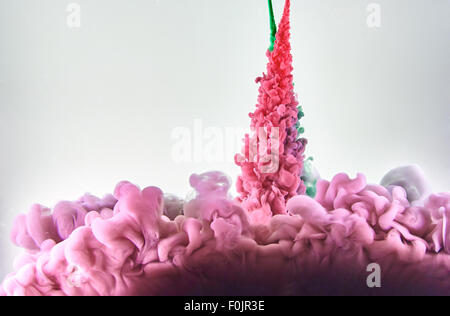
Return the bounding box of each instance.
[0,0,449,280]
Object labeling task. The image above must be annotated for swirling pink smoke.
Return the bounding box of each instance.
[1,171,449,296]
[1,0,449,295]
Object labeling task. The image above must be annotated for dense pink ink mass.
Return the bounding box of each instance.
[1,171,449,296]
[1,0,449,296]
[235,0,307,221]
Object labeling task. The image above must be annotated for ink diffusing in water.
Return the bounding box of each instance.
[1,0,449,296]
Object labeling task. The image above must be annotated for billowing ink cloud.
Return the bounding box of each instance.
[2,169,449,296]
[1,0,449,296]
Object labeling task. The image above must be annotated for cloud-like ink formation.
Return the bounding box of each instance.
[1,0,449,296]
[1,170,449,296]
[235,0,307,221]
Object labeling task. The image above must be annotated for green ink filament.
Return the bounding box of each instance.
[268,0,277,52]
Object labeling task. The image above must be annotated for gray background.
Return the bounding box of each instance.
[0,0,449,280]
